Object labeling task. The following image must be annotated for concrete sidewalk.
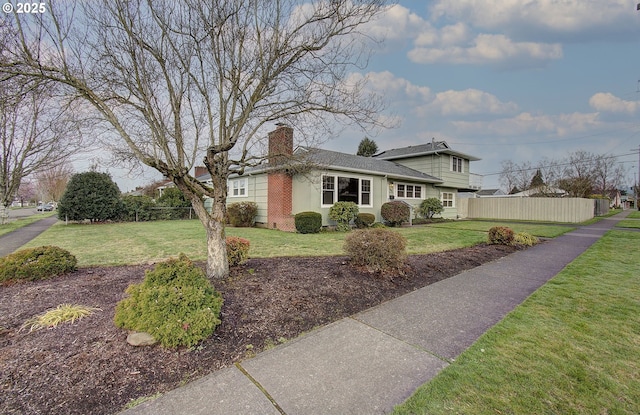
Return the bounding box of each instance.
[0,215,59,257]
[122,211,631,415]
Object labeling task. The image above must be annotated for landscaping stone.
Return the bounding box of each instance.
[127,332,157,346]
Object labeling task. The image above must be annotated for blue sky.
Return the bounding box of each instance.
[107,0,640,192]
[325,0,640,191]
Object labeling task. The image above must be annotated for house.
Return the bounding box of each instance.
[202,125,481,230]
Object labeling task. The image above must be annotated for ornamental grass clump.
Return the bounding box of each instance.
[344,228,407,272]
[21,304,101,332]
[0,246,77,284]
[514,232,539,247]
[114,254,223,348]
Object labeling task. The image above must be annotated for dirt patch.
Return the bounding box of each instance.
[0,244,516,414]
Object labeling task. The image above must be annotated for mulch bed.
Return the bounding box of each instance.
[0,243,516,415]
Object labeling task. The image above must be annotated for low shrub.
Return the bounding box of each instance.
[114,254,223,348]
[419,197,443,219]
[121,195,158,222]
[371,222,387,228]
[0,246,77,284]
[227,202,258,227]
[294,211,322,234]
[328,201,359,232]
[514,232,539,247]
[354,213,376,229]
[381,200,410,226]
[226,236,250,266]
[488,226,515,245]
[344,228,407,272]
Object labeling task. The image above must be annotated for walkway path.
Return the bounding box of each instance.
[122,211,631,415]
[0,216,59,257]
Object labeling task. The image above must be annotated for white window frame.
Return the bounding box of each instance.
[451,156,464,173]
[394,182,423,199]
[228,178,248,197]
[321,174,373,208]
[441,191,455,208]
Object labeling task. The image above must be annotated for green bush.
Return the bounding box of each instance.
[488,226,515,245]
[121,195,158,222]
[114,254,223,348]
[419,198,443,219]
[328,201,359,232]
[371,222,387,228]
[227,202,258,227]
[344,228,407,272]
[156,187,192,220]
[514,232,539,247]
[226,236,250,266]
[58,171,124,222]
[354,213,376,229]
[0,246,77,284]
[381,200,410,226]
[294,211,322,234]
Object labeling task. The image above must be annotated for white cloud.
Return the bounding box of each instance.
[429,0,638,41]
[408,33,562,67]
[428,89,519,116]
[452,111,600,136]
[589,93,640,114]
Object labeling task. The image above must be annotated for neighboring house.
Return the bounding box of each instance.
[506,186,567,198]
[198,125,480,230]
[476,189,506,197]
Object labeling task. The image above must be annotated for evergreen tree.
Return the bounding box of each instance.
[58,172,124,222]
[357,137,378,157]
[529,169,544,189]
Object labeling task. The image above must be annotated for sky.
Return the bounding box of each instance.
[101,0,640,192]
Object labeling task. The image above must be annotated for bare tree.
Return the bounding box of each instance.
[1,0,387,278]
[36,162,74,202]
[592,154,626,197]
[0,77,83,209]
[499,160,534,194]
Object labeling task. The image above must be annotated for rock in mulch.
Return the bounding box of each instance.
[126,332,157,346]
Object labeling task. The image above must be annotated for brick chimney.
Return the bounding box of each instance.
[194,166,208,178]
[267,124,295,231]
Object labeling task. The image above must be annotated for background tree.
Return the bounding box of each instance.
[357,137,379,157]
[58,172,124,222]
[529,169,544,189]
[2,0,387,278]
[157,187,192,220]
[0,78,83,209]
[36,163,74,203]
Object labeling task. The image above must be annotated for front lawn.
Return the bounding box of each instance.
[22,220,492,266]
[393,230,640,415]
[427,220,575,238]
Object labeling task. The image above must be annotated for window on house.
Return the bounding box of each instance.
[229,178,248,197]
[395,183,423,199]
[441,192,455,207]
[321,175,372,206]
[451,156,463,173]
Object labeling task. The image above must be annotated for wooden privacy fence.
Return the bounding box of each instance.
[458,197,606,223]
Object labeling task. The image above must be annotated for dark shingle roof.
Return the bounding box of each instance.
[375,140,480,161]
[295,147,442,183]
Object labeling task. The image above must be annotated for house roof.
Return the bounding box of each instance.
[476,188,505,196]
[295,147,443,183]
[374,140,481,162]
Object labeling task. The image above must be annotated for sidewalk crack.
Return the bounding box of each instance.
[235,362,287,415]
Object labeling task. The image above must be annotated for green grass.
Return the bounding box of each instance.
[616,219,640,229]
[0,212,55,237]
[392,230,640,415]
[627,210,640,219]
[22,220,490,266]
[428,220,575,238]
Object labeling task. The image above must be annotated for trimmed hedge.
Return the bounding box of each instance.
[381,200,410,226]
[227,202,258,227]
[0,246,77,284]
[354,213,376,229]
[295,211,322,234]
[344,228,407,272]
[114,254,223,348]
[226,236,250,266]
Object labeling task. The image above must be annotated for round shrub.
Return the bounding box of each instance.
[226,236,250,266]
[514,232,539,247]
[294,211,322,234]
[419,198,443,219]
[354,213,375,229]
[344,228,407,272]
[488,226,515,245]
[328,201,359,232]
[381,200,410,226]
[227,202,258,227]
[0,246,77,284]
[114,254,223,348]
